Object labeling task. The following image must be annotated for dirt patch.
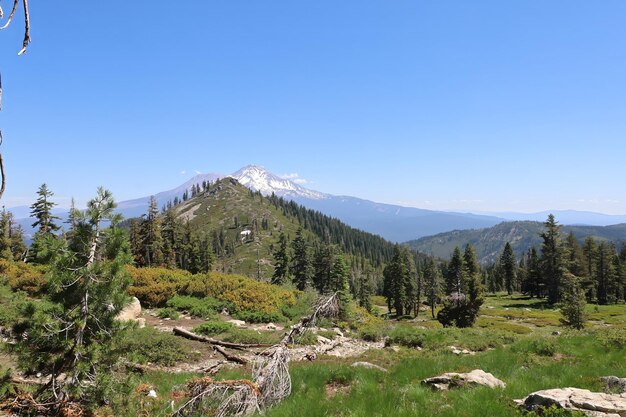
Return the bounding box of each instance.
[325,382,351,399]
[142,310,207,332]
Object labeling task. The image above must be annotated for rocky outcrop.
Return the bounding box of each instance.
[601,377,626,393]
[422,369,506,390]
[448,345,475,355]
[516,388,626,417]
[351,362,388,373]
[116,297,142,321]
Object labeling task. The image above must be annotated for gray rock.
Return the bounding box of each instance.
[422,369,506,390]
[351,362,388,373]
[517,387,626,417]
[601,377,626,393]
[116,297,142,321]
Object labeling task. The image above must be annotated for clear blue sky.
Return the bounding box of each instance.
[1,1,625,213]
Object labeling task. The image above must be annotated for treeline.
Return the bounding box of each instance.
[271,229,361,317]
[128,196,217,274]
[266,193,395,267]
[382,244,484,327]
[489,214,626,305]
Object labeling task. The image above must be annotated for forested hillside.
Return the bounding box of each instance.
[125,177,398,283]
[407,221,626,264]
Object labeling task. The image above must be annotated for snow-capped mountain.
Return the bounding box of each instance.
[13,164,626,244]
[229,165,328,200]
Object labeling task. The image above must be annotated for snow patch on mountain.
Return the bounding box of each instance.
[230,165,328,200]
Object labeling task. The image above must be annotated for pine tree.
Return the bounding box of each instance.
[463,244,480,277]
[357,272,373,312]
[517,255,527,294]
[10,224,27,261]
[523,247,542,297]
[611,252,624,303]
[0,209,14,260]
[313,243,335,294]
[383,246,408,316]
[565,232,585,277]
[582,237,597,300]
[291,228,311,290]
[446,246,465,296]
[437,246,484,328]
[540,214,565,304]
[500,242,516,295]
[30,183,60,235]
[129,219,144,265]
[14,188,132,408]
[402,249,417,316]
[595,241,616,304]
[329,254,351,319]
[140,196,164,266]
[271,232,290,285]
[560,273,588,329]
[423,259,440,319]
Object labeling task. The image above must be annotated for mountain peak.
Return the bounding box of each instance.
[230,165,328,200]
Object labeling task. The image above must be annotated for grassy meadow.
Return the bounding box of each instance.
[80,294,626,417]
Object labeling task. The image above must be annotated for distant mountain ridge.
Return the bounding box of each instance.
[115,164,508,242]
[406,221,626,264]
[10,164,626,244]
[473,210,626,227]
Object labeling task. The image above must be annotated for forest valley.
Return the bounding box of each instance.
[0,181,624,417]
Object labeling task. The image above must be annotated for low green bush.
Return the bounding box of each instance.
[281,290,317,321]
[193,320,234,336]
[316,330,338,341]
[295,331,318,345]
[116,327,189,366]
[598,328,626,350]
[221,328,281,345]
[512,338,557,357]
[0,279,26,327]
[157,307,180,320]
[387,325,425,348]
[358,325,384,342]
[166,295,222,319]
[233,310,285,324]
[326,367,356,386]
[529,339,557,356]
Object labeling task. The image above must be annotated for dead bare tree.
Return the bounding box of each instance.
[171,293,340,417]
[0,0,32,200]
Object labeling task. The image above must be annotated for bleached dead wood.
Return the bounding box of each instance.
[214,346,248,365]
[171,293,340,417]
[173,327,271,350]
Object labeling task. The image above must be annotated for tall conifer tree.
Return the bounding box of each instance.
[540,214,565,304]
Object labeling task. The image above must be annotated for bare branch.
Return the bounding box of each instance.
[173,327,271,349]
[17,0,30,55]
[0,0,18,30]
[0,129,5,201]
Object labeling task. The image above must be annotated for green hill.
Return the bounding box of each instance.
[169,178,396,278]
[406,220,626,264]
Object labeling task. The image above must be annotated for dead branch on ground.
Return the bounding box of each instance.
[171,293,339,417]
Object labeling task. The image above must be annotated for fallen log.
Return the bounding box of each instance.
[9,375,47,386]
[172,327,271,350]
[214,346,248,365]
